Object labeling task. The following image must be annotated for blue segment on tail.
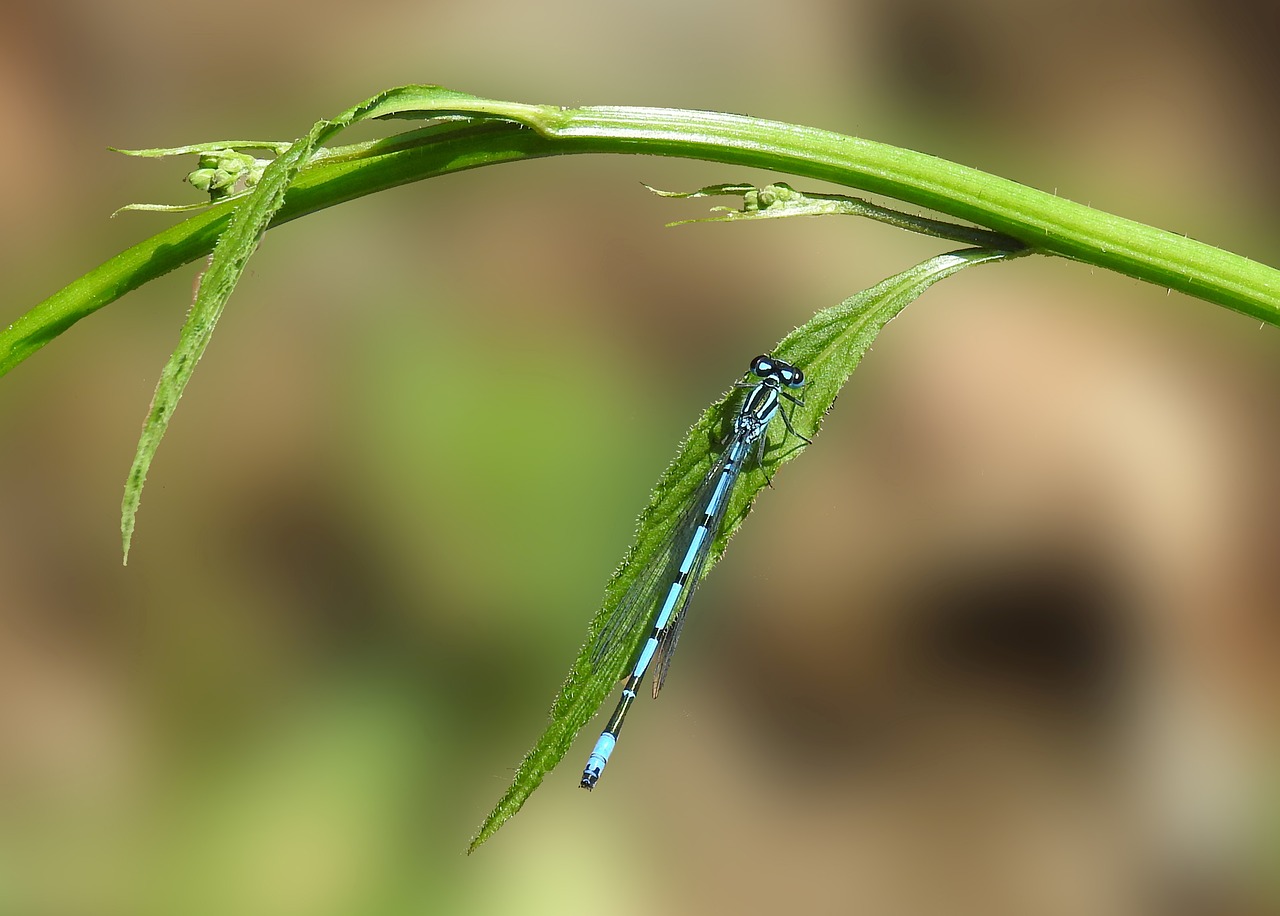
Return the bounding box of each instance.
[579,355,810,790]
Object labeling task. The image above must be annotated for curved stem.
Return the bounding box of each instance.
[3,98,1276,378]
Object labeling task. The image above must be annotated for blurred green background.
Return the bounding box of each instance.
[2,1,1278,914]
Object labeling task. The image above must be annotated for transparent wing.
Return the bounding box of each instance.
[651,447,744,698]
[587,445,737,672]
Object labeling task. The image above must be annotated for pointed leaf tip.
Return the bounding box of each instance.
[469,246,1025,849]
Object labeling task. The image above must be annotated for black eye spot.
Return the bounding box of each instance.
[751,355,773,376]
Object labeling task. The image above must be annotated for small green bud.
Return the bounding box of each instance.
[185,150,268,200]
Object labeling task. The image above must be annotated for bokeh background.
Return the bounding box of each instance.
[2,1,1278,914]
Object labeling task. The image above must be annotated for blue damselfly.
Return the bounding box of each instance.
[580,355,810,789]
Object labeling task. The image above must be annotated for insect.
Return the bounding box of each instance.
[580,355,811,790]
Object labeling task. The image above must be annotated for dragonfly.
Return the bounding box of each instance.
[580,354,811,790]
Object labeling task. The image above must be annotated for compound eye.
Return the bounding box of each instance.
[786,367,806,387]
[751,355,773,376]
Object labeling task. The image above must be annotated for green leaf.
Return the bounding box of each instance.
[111,141,294,157]
[467,245,1025,852]
[119,87,506,562]
[119,122,326,562]
[647,181,1024,249]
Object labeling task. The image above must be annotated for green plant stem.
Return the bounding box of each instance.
[4,99,1277,378]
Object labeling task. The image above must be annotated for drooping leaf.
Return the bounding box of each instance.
[468,245,1026,852]
[119,87,510,562]
[118,122,325,562]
